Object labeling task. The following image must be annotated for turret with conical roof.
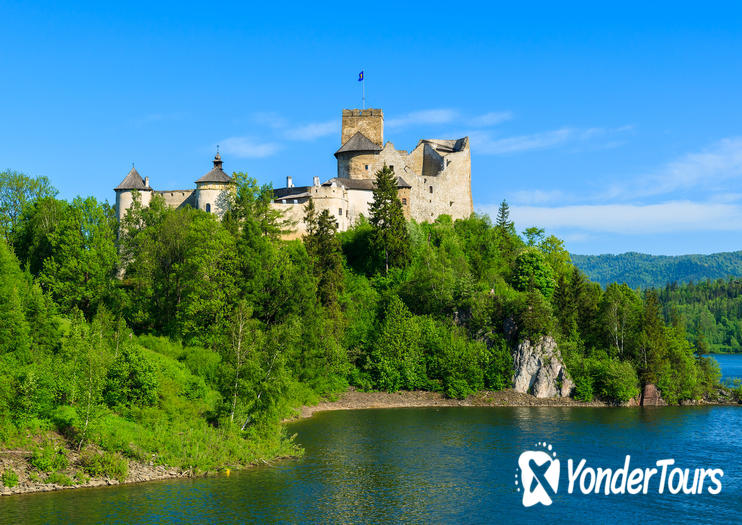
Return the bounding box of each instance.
[195,150,235,214]
[114,165,153,222]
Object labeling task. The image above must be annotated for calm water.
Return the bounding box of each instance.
[1,406,740,524]
[711,353,742,382]
[2,355,742,524]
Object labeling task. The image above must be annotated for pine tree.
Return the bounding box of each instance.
[303,201,344,308]
[368,165,410,274]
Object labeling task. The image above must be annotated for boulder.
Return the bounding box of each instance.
[641,383,666,406]
[513,336,574,398]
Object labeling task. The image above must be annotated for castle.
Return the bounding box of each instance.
[114,108,473,235]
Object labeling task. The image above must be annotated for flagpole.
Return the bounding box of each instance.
[362,73,365,109]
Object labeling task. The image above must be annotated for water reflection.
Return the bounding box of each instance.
[0,406,739,524]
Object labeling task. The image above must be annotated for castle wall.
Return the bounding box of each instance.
[272,201,307,240]
[156,190,195,209]
[406,140,472,222]
[341,109,384,146]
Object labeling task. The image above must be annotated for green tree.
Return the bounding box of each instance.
[37,197,118,318]
[368,165,410,274]
[512,248,556,298]
[304,201,344,308]
[0,170,57,243]
[368,296,425,391]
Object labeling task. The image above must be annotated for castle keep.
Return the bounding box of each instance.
[114,108,473,234]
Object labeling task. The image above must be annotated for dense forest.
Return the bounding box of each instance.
[0,166,725,481]
[658,278,742,354]
[572,251,742,289]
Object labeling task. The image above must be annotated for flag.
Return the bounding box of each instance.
[358,71,364,82]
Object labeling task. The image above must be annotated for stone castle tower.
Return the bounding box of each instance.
[114,152,234,221]
[273,108,473,237]
[114,108,473,236]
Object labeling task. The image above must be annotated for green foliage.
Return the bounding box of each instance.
[31,443,69,472]
[103,347,158,407]
[512,248,557,298]
[2,469,18,487]
[368,296,425,391]
[304,201,344,308]
[572,251,742,289]
[368,165,411,274]
[657,278,742,353]
[35,197,118,319]
[0,170,57,243]
[0,172,730,483]
[80,450,128,482]
[46,471,74,486]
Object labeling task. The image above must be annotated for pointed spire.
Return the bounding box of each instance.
[213,146,223,169]
[114,164,149,191]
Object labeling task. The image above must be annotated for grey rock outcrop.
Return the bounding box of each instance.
[513,336,574,398]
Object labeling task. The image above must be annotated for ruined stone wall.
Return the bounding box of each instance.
[341,109,384,146]
[407,139,473,222]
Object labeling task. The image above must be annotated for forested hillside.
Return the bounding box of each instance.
[0,167,724,482]
[572,251,742,289]
[658,279,742,354]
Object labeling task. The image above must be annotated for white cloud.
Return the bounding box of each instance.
[617,137,742,199]
[472,128,574,154]
[386,109,459,129]
[509,189,566,205]
[252,112,288,129]
[471,125,633,156]
[219,137,281,158]
[284,119,338,141]
[495,201,742,234]
[469,111,513,127]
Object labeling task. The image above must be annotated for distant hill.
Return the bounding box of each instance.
[571,251,742,288]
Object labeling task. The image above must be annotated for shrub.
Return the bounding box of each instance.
[30,443,68,472]
[2,469,18,488]
[46,471,74,486]
[103,347,158,407]
[80,451,128,482]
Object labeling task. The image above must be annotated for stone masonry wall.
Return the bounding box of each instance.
[341,109,384,146]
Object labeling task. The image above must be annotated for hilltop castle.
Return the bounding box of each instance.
[114,108,473,235]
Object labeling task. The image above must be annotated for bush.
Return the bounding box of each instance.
[594,359,640,403]
[30,443,68,472]
[574,374,594,402]
[80,450,128,482]
[46,471,74,486]
[2,469,18,488]
[103,347,158,407]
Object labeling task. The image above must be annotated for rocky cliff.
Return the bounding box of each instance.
[512,336,574,398]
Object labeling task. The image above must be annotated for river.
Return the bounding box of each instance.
[1,356,742,523]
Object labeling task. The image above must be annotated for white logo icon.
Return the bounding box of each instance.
[516,442,560,507]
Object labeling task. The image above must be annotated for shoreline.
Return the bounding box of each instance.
[4,388,737,497]
[287,387,741,421]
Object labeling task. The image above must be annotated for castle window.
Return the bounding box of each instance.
[338,208,343,216]
[282,199,286,204]
[429,186,433,194]
[206,203,211,213]
[365,165,369,170]
[402,198,407,205]
[389,165,394,171]
[293,199,298,204]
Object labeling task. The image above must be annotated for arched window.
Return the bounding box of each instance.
[205,203,211,213]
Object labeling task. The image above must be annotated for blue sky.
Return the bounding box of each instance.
[2,1,742,255]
